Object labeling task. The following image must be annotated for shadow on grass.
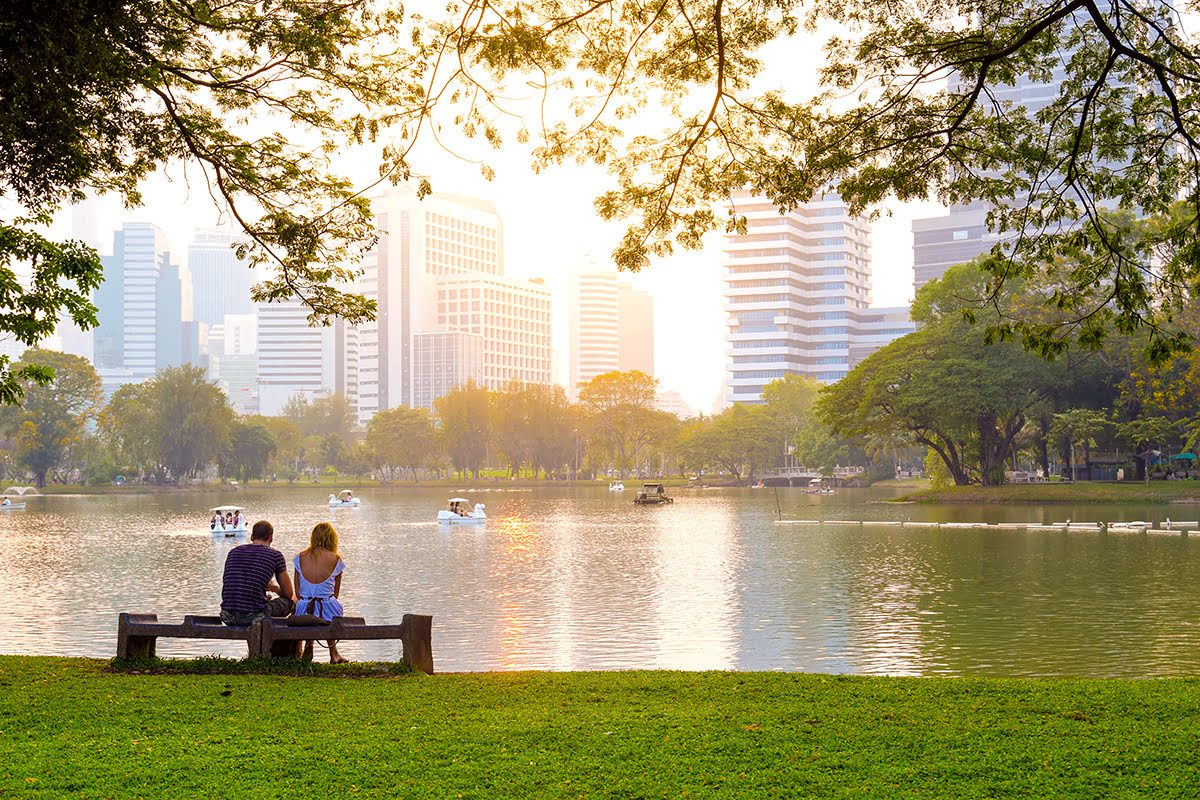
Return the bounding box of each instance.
[108,654,417,678]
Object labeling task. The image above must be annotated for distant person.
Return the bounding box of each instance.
[220,520,294,626]
[293,522,348,664]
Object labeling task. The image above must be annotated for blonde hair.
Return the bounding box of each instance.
[301,521,341,564]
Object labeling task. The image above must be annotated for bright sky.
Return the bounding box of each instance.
[59,19,951,415]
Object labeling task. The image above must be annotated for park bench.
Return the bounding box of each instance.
[116,612,434,674]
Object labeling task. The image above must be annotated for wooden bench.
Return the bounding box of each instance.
[116,612,434,674]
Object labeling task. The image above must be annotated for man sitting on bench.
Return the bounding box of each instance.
[220,520,295,626]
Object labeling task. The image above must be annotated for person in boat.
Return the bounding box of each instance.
[225,511,234,527]
[2,497,11,506]
[293,522,348,664]
[210,513,221,531]
[219,520,295,626]
[232,510,242,528]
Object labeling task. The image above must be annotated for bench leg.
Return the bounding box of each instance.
[118,634,156,659]
[400,614,434,674]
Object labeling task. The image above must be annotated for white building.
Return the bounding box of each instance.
[256,302,357,416]
[354,186,551,421]
[435,273,552,390]
[722,193,916,404]
[568,263,654,396]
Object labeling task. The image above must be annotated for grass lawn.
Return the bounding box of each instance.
[2,657,1198,798]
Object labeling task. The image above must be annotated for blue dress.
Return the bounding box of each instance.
[293,555,345,621]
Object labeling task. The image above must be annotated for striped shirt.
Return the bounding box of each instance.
[221,544,286,613]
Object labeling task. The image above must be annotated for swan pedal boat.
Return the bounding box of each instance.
[329,490,362,507]
[438,499,487,525]
[209,505,247,537]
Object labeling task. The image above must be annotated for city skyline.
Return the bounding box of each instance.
[54,164,931,414]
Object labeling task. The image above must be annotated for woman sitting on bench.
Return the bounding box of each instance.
[293,522,348,663]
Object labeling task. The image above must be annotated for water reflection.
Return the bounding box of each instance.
[2,487,1200,675]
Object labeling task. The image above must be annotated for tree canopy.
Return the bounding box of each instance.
[428,0,1200,358]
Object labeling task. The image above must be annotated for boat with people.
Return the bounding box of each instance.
[328,489,361,507]
[0,498,25,510]
[803,477,836,495]
[633,483,673,505]
[609,481,625,491]
[438,497,487,525]
[209,505,248,537]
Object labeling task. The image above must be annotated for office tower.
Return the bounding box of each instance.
[93,223,193,379]
[189,228,255,328]
[568,264,654,395]
[356,186,550,421]
[412,331,484,409]
[848,306,918,369]
[434,273,552,389]
[723,192,876,404]
[256,301,356,416]
[209,313,258,415]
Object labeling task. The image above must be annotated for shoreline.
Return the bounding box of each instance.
[900,482,1200,504]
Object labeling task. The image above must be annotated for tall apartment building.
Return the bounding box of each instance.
[355,186,552,418]
[94,223,195,386]
[568,264,654,395]
[256,301,357,416]
[723,193,912,404]
[189,228,255,328]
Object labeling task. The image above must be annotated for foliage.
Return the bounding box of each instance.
[0,349,101,486]
[98,382,158,477]
[365,405,436,479]
[678,404,778,482]
[433,380,491,478]
[0,0,435,325]
[221,421,277,483]
[434,0,1200,363]
[820,264,1067,485]
[7,656,1200,797]
[577,370,661,475]
[0,221,102,404]
[281,393,357,444]
[151,365,235,480]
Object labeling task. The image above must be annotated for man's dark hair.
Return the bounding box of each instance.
[250,520,273,541]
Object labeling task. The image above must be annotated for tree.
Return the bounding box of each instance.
[154,365,234,480]
[0,350,102,486]
[819,264,1060,485]
[222,421,277,483]
[1049,409,1110,481]
[98,382,158,478]
[433,381,491,478]
[577,371,661,475]
[677,404,777,483]
[365,406,436,479]
[1117,416,1178,484]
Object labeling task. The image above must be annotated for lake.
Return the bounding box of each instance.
[2,484,1198,676]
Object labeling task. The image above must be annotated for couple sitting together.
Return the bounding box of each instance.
[219,519,348,663]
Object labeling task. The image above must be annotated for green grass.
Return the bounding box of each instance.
[900,482,1200,504]
[2,657,1198,798]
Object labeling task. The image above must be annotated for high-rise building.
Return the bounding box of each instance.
[434,273,552,390]
[189,228,255,328]
[412,330,484,409]
[94,223,193,380]
[255,301,356,416]
[355,186,550,421]
[722,193,873,404]
[568,263,654,395]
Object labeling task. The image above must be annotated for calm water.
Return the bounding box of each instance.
[2,484,1199,676]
